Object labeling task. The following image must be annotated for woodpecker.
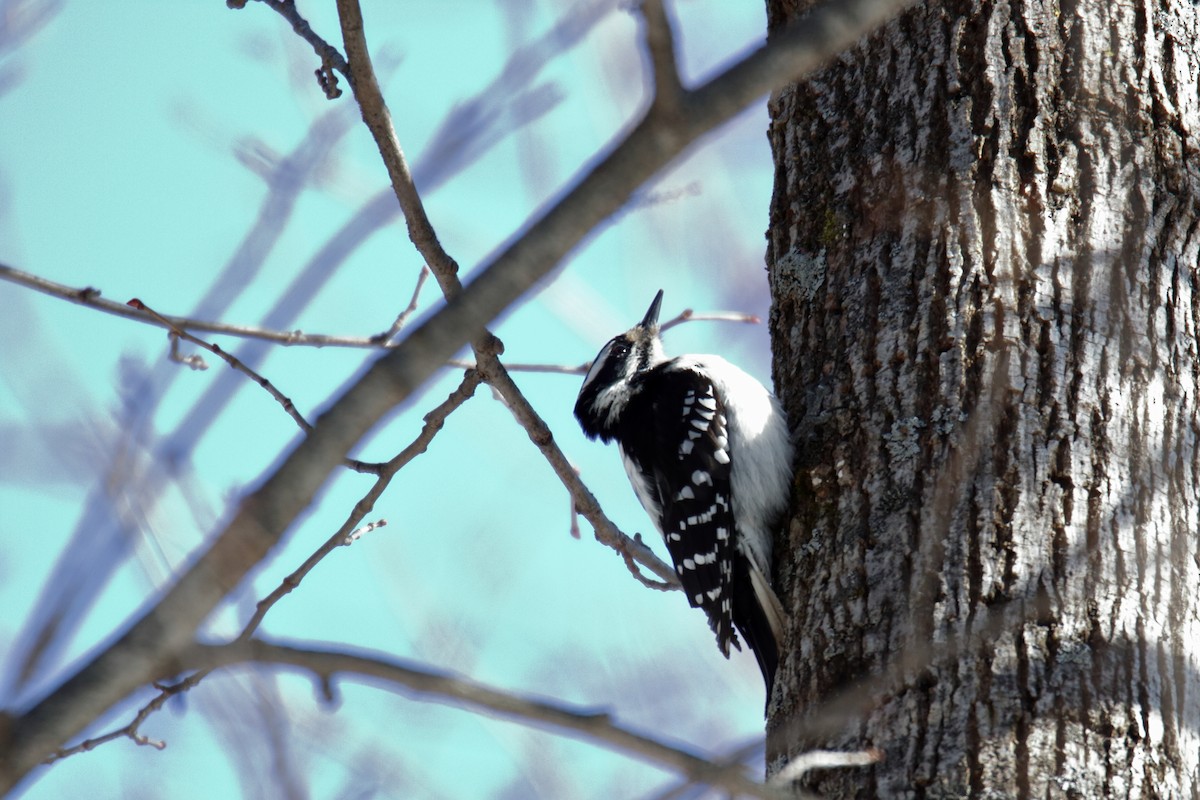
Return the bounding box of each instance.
[574,290,792,700]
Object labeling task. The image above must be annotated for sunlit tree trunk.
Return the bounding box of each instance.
[765,0,1200,795]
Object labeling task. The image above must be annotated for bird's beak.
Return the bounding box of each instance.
[640,290,664,329]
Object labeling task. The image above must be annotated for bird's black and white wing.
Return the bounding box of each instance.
[618,362,740,655]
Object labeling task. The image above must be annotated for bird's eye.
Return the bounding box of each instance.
[598,337,630,364]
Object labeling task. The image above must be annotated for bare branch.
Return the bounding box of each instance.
[182,637,788,800]
[127,298,385,475]
[638,0,683,112]
[2,352,443,786]
[335,0,462,292]
[647,739,767,800]
[0,262,391,349]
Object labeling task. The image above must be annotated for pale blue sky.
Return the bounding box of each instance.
[0,2,779,797]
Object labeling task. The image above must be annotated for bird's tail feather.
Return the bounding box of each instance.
[733,560,787,712]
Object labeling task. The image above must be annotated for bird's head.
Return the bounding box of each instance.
[573,290,666,440]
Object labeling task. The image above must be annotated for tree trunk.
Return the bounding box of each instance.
[764,1,1200,796]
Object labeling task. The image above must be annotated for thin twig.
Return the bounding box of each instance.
[127,298,384,475]
[659,308,760,333]
[168,333,208,370]
[0,262,391,348]
[371,265,431,343]
[238,369,482,640]
[129,299,309,431]
[569,494,583,539]
[230,0,351,96]
[42,692,169,764]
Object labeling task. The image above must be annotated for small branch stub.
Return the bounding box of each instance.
[316,56,342,99]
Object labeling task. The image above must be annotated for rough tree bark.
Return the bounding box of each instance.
[765,0,1200,796]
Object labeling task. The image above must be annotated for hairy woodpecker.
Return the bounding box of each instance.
[573,290,792,699]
